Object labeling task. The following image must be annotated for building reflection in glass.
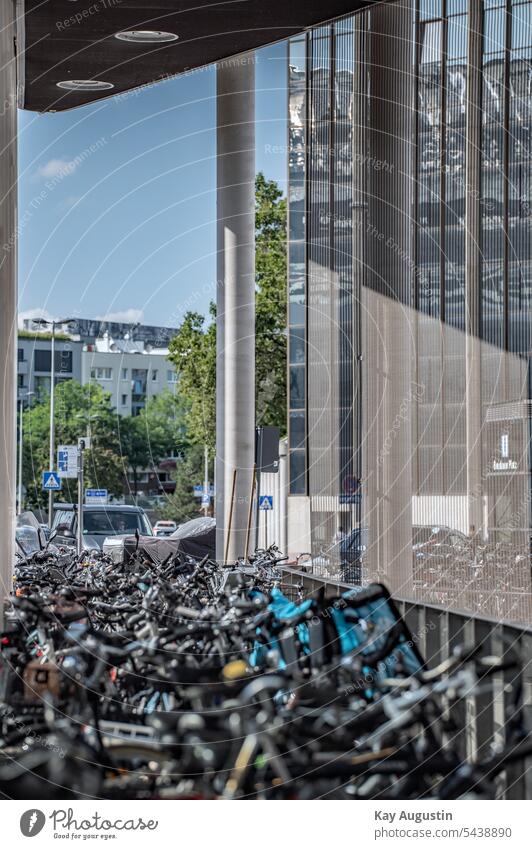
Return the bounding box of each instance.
[287,0,532,624]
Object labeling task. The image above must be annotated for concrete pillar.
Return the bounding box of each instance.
[0,0,17,622]
[216,56,255,562]
[364,0,414,596]
[279,438,288,555]
[465,0,484,539]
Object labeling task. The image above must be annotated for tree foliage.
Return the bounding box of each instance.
[22,380,124,509]
[160,444,205,524]
[119,391,187,496]
[166,306,216,453]
[167,173,287,448]
[254,172,287,428]
[21,383,188,509]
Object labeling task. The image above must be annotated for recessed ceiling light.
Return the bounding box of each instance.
[56,80,114,91]
[115,30,179,44]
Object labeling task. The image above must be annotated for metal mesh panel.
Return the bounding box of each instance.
[287,0,532,624]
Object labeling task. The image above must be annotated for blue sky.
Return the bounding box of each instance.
[17,41,287,330]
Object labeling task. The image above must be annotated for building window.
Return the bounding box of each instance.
[128,472,149,483]
[56,350,73,374]
[151,369,158,381]
[131,368,148,415]
[122,368,128,379]
[90,366,112,380]
[167,370,177,383]
[34,349,73,374]
[34,349,50,372]
[34,375,51,397]
[17,348,24,362]
[121,394,128,406]
[288,34,308,495]
[17,374,24,389]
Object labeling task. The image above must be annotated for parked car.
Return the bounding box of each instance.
[412,525,472,561]
[153,520,177,537]
[15,523,41,556]
[39,523,51,542]
[296,527,368,585]
[15,511,60,561]
[338,528,368,584]
[52,503,153,550]
[103,516,216,566]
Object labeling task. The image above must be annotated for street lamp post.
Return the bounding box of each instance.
[17,390,34,515]
[17,399,23,515]
[49,323,56,527]
[32,317,76,526]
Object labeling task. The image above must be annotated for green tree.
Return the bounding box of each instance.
[22,380,123,509]
[254,172,287,428]
[166,306,216,454]
[118,391,188,496]
[160,444,205,524]
[167,173,287,447]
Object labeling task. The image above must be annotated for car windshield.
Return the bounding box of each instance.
[16,525,41,555]
[83,511,151,536]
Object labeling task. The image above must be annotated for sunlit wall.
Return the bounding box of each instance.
[287,0,532,623]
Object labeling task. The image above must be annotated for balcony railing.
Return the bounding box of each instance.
[280,566,532,800]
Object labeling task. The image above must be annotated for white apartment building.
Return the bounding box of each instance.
[81,335,178,416]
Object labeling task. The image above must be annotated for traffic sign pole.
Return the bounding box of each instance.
[203,444,210,516]
[42,471,62,491]
[48,326,56,529]
[58,445,78,478]
[77,437,85,555]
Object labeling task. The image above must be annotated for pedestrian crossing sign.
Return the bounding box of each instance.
[259,495,273,511]
[42,471,62,491]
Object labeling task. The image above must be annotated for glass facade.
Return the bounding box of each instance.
[287,0,532,624]
[288,36,307,495]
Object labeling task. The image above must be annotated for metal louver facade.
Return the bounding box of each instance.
[288,0,532,623]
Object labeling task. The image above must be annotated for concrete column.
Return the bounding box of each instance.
[216,55,255,562]
[465,0,484,539]
[279,438,288,555]
[0,0,18,622]
[215,249,225,559]
[364,0,414,596]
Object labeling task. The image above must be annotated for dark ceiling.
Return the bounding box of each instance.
[19,0,374,113]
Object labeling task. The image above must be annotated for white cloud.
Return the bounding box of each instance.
[95,308,144,324]
[35,157,78,181]
[57,195,81,211]
[18,308,56,329]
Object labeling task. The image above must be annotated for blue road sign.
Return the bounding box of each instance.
[259,495,273,511]
[201,493,211,507]
[340,494,362,505]
[194,484,215,498]
[85,489,108,504]
[42,471,62,491]
[57,445,78,479]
